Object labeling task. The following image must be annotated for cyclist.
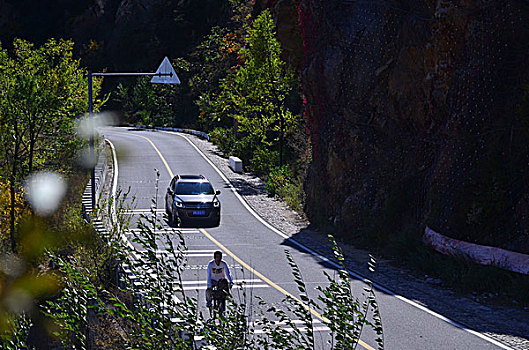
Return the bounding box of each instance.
[206,250,233,308]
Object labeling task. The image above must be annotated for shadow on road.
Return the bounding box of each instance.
[166,218,219,229]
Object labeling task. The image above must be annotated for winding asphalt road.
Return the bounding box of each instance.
[102,126,512,350]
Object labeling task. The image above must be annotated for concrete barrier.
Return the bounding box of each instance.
[229,156,243,173]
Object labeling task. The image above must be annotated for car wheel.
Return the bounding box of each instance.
[168,210,178,227]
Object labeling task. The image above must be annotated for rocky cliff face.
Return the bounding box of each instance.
[290,0,529,253]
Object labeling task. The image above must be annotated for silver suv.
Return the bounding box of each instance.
[165,175,221,227]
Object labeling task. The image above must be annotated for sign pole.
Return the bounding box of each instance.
[88,71,96,211]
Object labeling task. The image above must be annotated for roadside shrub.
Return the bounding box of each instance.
[266,165,291,196]
[0,313,33,349]
[277,181,304,212]
[210,127,237,156]
[255,237,384,350]
[250,148,279,177]
[43,255,105,350]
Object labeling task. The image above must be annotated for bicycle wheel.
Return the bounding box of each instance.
[218,297,225,315]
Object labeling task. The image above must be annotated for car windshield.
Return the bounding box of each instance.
[175,182,214,195]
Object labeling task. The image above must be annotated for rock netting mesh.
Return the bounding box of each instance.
[290,0,529,253]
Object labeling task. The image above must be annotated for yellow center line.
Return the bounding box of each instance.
[113,131,375,350]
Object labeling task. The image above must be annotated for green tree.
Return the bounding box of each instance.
[191,25,239,130]
[0,38,103,252]
[207,9,300,167]
[191,0,253,130]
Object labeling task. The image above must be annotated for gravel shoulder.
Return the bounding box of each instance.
[178,131,529,350]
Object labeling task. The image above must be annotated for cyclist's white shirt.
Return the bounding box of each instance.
[207,260,233,287]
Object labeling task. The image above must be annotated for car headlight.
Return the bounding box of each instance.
[175,201,183,208]
[213,200,220,208]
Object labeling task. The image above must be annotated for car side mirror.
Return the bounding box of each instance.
[215,190,221,195]
[167,187,173,195]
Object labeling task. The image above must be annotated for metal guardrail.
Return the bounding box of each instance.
[81,140,107,222]
[132,124,210,141]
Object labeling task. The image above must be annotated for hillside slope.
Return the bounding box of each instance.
[0,0,229,70]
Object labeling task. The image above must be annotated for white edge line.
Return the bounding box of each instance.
[105,138,138,258]
[106,139,119,224]
[165,130,514,350]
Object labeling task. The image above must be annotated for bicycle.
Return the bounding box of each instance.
[209,278,230,317]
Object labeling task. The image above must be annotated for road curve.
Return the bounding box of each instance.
[102,126,512,350]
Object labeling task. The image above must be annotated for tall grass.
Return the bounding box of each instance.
[33,171,384,349]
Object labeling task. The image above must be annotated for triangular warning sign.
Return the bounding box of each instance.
[151,57,180,84]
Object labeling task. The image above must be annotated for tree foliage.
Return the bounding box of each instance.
[0,38,104,251]
[115,4,306,185]
[231,9,297,142]
[116,77,174,127]
[0,178,27,242]
[192,0,253,129]
[116,1,253,129]
[0,38,104,175]
[200,9,302,173]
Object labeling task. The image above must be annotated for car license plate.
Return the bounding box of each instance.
[193,210,205,216]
